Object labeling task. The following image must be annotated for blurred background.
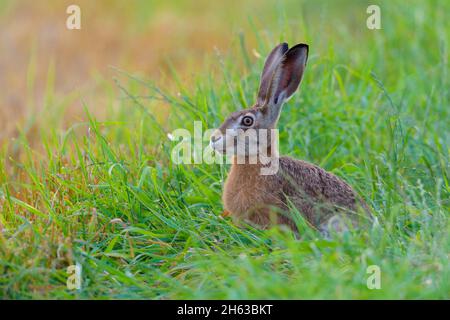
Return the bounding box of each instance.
[1,0,448,181]
[0,0,377,145]
[0,0,275,143]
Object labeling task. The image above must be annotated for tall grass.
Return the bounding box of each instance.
[0,0,448,298]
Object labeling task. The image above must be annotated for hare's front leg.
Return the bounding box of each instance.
[245,207,272,229]
[246,205,298,230]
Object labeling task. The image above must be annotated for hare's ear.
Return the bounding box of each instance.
[257,43,289,105]
[262,43,308,120]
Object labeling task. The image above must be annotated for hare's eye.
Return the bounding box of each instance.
[241,116,254,127]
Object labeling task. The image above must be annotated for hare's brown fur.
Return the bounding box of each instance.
[211,43,370,232]
[223,157,368,231]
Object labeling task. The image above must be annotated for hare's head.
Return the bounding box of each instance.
[210,43,308,158]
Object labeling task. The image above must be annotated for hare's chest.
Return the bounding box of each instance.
[222,170,280,216]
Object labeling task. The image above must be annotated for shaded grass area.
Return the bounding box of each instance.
[0,0,449,298]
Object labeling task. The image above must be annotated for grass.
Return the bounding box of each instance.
[0,0,449,299]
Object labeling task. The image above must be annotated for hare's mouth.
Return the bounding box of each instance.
[210,134,225,153]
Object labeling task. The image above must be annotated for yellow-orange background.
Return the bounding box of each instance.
[0,0,284,143]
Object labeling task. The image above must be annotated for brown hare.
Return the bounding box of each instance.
[210,43,370,234]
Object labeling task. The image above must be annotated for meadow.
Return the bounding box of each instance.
[0,0,448,299]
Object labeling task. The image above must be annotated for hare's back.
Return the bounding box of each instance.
[278,156,359,210]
